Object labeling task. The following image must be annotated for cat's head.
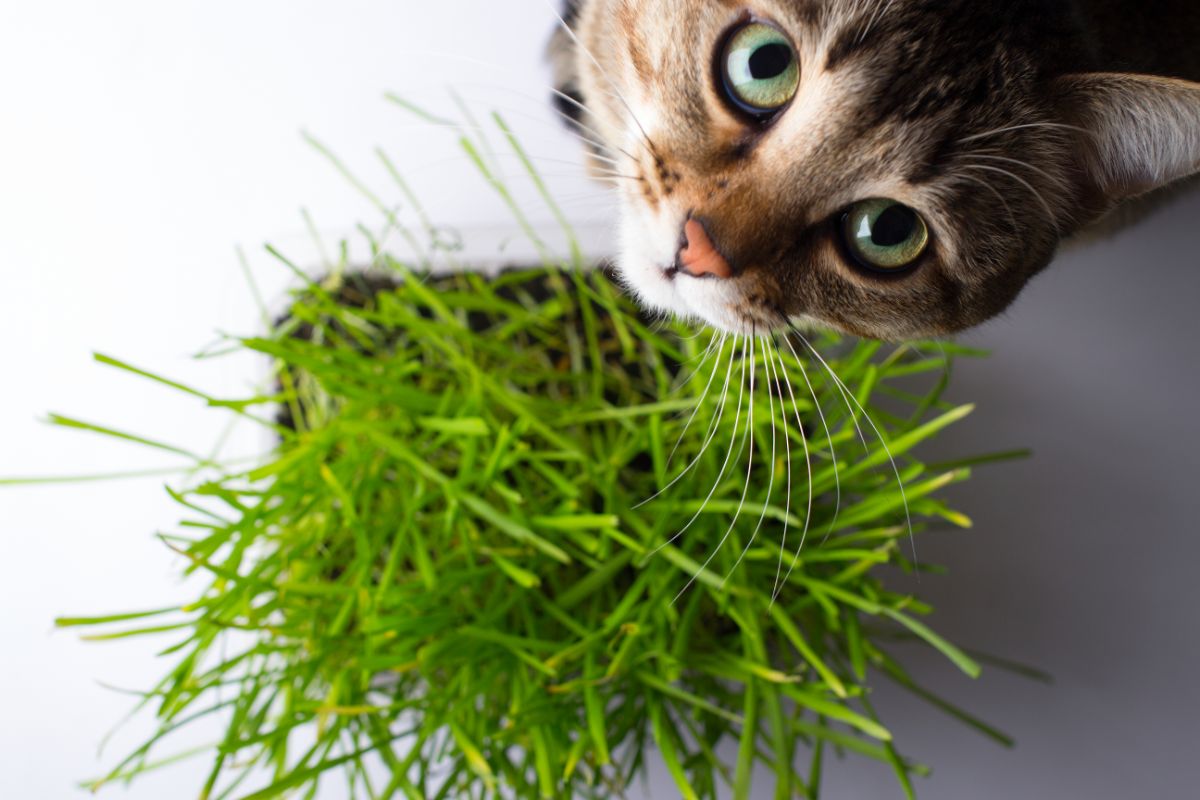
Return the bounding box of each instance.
[551,1,1200,338]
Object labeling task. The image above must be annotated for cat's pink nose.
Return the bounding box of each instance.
[678,218,733,280]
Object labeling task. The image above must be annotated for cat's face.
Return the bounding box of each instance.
[551,1,1200,339]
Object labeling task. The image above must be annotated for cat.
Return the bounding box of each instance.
[548,1,1200,340]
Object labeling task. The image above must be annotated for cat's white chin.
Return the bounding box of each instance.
[614,257,779,335]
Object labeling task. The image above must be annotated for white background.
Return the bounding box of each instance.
[2,2,1198,799]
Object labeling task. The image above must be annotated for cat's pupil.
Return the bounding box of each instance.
[871,205,917,247]
[748,44,792,80]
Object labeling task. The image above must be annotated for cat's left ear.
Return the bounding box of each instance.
[1053,73,1200,203]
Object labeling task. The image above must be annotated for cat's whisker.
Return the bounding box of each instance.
[535,189,616,204]
[677,333,757,603]
[793,334,869,454]
[372,147,620,189]
[665,333,727,470]
[637,335,737,513]
[677,326,716,344]
[953,171,1019,232]
[588,182,636,193]
[765,337,794,607]
[380,51,623,154]
[787,330,919,567]
[547,89,641,164]
[770,336,815,603]
[587,170,643,181]
[968,153,1069,228]
[858,0,900,45]
[455,80,632,161]
[957,121,1092,145]
[970,152,1066,187]
[549,89,618,141]
[518,167,628,182]
[791,339,842,547]
[588,155,626,172]
[651,334,748,560]
[682,328,724,369]
[658,334,725,451]
[584,165,642,179]
[556,124,617,161]
[544,1,657,155]
[595,87,657,157]
[386,51,601,135]
[647,316,672,335]
[387,88,610,159]
[722,335,778,590]
[510,153,621,171]
[550,177,634,193]
[960,163,1058,230]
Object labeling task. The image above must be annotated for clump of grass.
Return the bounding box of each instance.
[47,106,1011,799]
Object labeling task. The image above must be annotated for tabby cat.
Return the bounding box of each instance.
[549,1,1200,338]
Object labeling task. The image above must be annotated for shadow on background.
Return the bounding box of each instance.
[817,191,1200,799]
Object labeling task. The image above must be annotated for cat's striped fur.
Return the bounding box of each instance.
[550,1,1200,338]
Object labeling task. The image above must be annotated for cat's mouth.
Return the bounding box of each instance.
[616,209,795,335]
[644,264,783,335]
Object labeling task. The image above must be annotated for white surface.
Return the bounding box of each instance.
[3,3,1198,800]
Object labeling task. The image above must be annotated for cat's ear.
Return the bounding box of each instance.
[1053,73,1200,203]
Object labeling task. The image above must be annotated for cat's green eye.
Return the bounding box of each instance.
[720,22,800,115]
[841,199,930,273]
